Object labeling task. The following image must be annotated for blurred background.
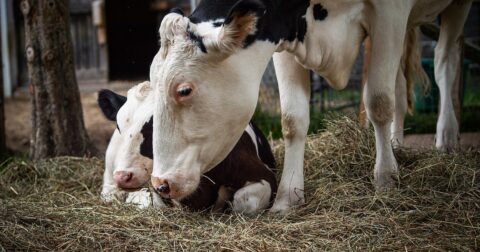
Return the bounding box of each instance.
[1,0,479,156]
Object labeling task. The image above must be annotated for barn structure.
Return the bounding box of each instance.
[0,0,190,97]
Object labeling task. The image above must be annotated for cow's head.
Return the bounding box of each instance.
[150,0,276,200]
[99,82,154,189]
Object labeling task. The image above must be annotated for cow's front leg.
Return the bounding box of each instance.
[365,10,409,190]
[232,180,272,214]
[434,1,472,152]
[270,52,311,213]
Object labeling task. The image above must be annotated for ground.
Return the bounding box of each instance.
[5,83,132,156]
[1,117,478,251]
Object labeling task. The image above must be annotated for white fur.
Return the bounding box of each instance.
[101,82,156,203]
[125,188,153,209]
[434,2,471,151]
[245,124,259,156]
[232,180,272,214]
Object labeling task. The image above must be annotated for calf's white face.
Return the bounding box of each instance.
[100,82,154,189]
[150,8,275,200]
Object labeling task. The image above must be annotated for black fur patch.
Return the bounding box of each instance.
[140,117,153,159]
[189,0,310,46]
[170,7,184,16]
[212,21,223,27]
[187,27,207,53]
[313,4,328,21]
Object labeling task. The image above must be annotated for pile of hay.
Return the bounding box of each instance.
[1,117,479,251]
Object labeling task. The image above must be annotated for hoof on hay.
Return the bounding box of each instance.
[435,115,459,153]
[374,164,399,192]
[269,194,305,215]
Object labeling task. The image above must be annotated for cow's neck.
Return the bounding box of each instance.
[191,0,366,90]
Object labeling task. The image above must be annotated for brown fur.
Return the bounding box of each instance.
[281,114,296,139]
[368,94,394,125]
[217,14,258,53]
[177,132,277,211]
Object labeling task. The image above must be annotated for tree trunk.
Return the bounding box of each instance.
[0,39,5,155]
[21,0,92,160]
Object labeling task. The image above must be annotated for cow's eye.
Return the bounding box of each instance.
[177,86,192,97]
[175,83,195,102]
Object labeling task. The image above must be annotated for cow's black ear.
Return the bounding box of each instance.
[98,89,127,121]
[170,7,184,16]
[215,0,265,53]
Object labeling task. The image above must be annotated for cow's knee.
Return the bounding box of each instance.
[232,180,272,214]
[281,113,308,141]
[366,93,394,126]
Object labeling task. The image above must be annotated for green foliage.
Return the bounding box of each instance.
[252,107,344,139]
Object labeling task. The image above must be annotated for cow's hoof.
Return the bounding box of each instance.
[435,131,459,153]
[435,115,459,153]
[374,163,398,192]
[269,194,305,215]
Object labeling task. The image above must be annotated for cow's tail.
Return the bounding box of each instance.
[403,27,430,113]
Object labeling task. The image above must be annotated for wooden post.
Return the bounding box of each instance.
[22,0,93,160]
[359,37,371,128]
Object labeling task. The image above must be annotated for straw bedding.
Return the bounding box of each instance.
[1,116,478,251]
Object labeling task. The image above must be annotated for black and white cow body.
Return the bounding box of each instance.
[150,0,472,213]
[98,82,277,213]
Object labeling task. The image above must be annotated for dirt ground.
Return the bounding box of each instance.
[4,84,480,157]
[5,82,133,156]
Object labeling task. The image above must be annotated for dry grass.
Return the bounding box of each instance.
[1,116,479,251]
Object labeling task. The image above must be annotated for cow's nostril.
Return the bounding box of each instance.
[114,171,133,185]
[155,183,170,194]
[123,172,132,182]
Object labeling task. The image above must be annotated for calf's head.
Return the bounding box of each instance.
[99,82,154,189]
[150,0,276,200]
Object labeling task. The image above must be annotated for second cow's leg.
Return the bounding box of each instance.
[365,5,409,190]
[270,51,311,213]
[434,1,472,151]
[391,66,408,147]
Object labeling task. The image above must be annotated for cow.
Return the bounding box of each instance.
[98,81,277,213]
[148,0,472,213]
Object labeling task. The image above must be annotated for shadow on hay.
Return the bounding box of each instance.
[0,116,478,251]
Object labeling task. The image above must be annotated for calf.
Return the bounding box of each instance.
[98,82,277,213]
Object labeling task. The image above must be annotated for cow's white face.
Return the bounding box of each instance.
[101,82,154,190]
[150,7,276,200]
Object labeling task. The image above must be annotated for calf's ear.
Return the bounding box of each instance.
[98,89,127,121]
[213,0,265,54]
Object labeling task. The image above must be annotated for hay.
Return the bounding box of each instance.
[1,116,479,251]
